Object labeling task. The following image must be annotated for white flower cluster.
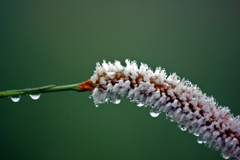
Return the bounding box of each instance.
[90,59,240,159]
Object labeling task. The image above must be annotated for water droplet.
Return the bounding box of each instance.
[89,95,92,99]
[193,132,199,137]
[115,99,121,104]
[150,111,159,117]
[11,95,21,102]
[29,93,41,100]
[197,138,203,144]
[181,127,187,131]
[221,153,230,159]
[95,104,99,107]
[136,102,144,107]
[178,125,187,131]
[111,99,121,104]
[105,98,109,102]
[170,118,174,122]
[202,139,207,144]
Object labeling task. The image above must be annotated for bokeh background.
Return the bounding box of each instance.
[0,1,240,160]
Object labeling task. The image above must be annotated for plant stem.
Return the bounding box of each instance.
[0,79,97,98]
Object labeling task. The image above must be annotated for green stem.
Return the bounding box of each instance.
[0,83,87,98]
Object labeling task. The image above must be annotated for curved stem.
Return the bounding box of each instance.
[0,79,97,98]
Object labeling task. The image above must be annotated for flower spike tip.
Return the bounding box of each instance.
[90,59,240,160]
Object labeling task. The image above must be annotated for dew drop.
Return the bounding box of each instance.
[95,104,99,107]
[89,95,92,99]
[178,125,187,131]
[221,153,230,159]
[105,98,109,102]
[11,95,21,102]
[197,138,203,144]
[202,139,207,144]
[150,111,159,117]
[181,127,187,131]
[193,132,200,137]
[111,99,121,104]
[136,102,144,107]
[29,93,41,100]
[115,99,121,104]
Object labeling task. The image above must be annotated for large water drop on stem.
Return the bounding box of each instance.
[11,95,21,102]
[29,93,41,100]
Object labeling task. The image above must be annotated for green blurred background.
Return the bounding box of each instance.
[0,1,239,160]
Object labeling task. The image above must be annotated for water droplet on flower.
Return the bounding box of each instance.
[111,99,121,104]
[193,132,199,137]
[178,124,187,131]
[11,95,21,102]
[115,99,121,104]
[221,153,230,159]
[136,102,144,107]
[105,98,109,102]
[202,139,207,144]
[150,111,159,117]
[197,138,203,144]
[29,93,41,100]
[181,127,187,131]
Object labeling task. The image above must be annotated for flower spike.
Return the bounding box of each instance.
[90,59,240,160]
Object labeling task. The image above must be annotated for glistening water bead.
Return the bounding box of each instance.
[221,153,230,160]
[197,138,203,144]
[178,124,188,131]
[11,95,21,102]
[150,111,160,117]
[110,99,121,104]
[29,93,41,100]
[136,102,144,107]
[89,59,240,159]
